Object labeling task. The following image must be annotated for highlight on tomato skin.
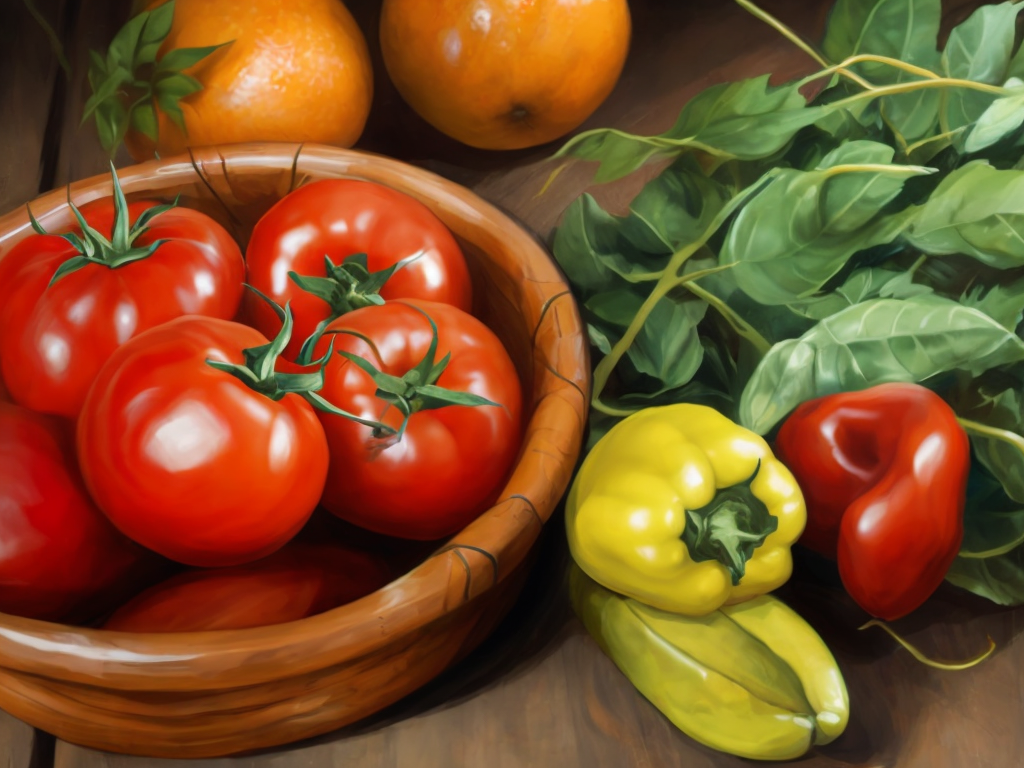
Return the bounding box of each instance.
[75,314,331,569]
[310,299,524,541]
[0,401,169,625]
[0,185,244,420]
[243,178,473,362]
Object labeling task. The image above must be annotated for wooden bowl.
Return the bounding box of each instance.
[0,143,589,758]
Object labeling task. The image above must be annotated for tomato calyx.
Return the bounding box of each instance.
[291,253,419,365]
[206,287,390,432]
[29,162,180,287]
[329,303,502,443]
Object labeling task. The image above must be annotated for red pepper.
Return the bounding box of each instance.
[774,383,969,621]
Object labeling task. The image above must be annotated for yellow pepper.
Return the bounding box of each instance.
[566,404,806,616]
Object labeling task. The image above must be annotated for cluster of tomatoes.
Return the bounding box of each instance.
[0,170,524,632]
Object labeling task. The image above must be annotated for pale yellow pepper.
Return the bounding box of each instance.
[566,404,806,616]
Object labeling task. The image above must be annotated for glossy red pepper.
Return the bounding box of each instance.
[774,383,969,621]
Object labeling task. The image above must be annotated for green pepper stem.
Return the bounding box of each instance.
[681,460,777,585]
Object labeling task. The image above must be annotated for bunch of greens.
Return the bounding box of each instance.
[550,0,1024,606]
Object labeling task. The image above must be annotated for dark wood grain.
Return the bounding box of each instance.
[49,0,134,189]
[4,0,1017,765]
[0,0,70,215]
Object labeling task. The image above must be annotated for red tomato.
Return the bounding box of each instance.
[77,316,329,567]
[244,179,473,360]
[314,300,522,540]
[0,197,244,418]
[0,402,164,623]
[102,540,397,632]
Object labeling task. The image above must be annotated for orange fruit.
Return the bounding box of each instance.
[124,0,374,160]
[379,0,631,151]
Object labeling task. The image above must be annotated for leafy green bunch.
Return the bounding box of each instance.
[551,0,1024,605]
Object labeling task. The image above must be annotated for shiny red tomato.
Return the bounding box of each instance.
[0,194,244,418]
[102,540,397,632]
[77,315,329,567]
[313,299,523,540]
[244,179,473,360]
[0,402,164,623]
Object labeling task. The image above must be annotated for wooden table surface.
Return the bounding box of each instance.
[1,0,1017,766]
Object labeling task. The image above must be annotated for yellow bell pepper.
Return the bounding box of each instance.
[566,404,806,616]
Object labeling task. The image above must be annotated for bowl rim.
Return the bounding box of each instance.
[0,142,589,690]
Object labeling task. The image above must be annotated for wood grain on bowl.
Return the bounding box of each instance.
[0,143,589,758]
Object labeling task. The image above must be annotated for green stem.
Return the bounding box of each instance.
[733,0,829,70]
[589,181,769,405]
[905,127,967,157]
[820,163,936,178]
[22,0,71,80]
[907,254,928,276]
[591,399,640,417]
[833,79,1009,108]
[859,620,995,671]
[805,53,942,87]
[957,418,1024,458]
[683,280,772,357]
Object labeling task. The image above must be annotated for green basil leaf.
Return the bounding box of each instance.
[551,130,680,185]
[664,75,834,159]
[94,99,129,154]
[106,10,148,71]
[964,83,1024,152]
[903,161,1024,268]
[618,155,733,254]
[154,72,203,132]
[955,368,1024,503]
[81,64,131,123]
[585,288,707,395]
[821,0,941,79]
[946,546,1024,605]
[941,2,1023,132]
[626,292,708,394]
[821,0,943,140]
[787,267,902,320]
[156,44,228,75]
[138,0,175,63]
[787,265,934,321]
[129,101,159,141]
[719,141,931,305]
[87,49,107,90]
[956,461,1024,558]
[960,276,1024,331]
[552,76,839,183]
[738,296,1024,434]
[136,1,175,65]
[553,194,661,297]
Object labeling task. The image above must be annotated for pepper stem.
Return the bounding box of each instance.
[31,162,180,288]
[681,460,778,585]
